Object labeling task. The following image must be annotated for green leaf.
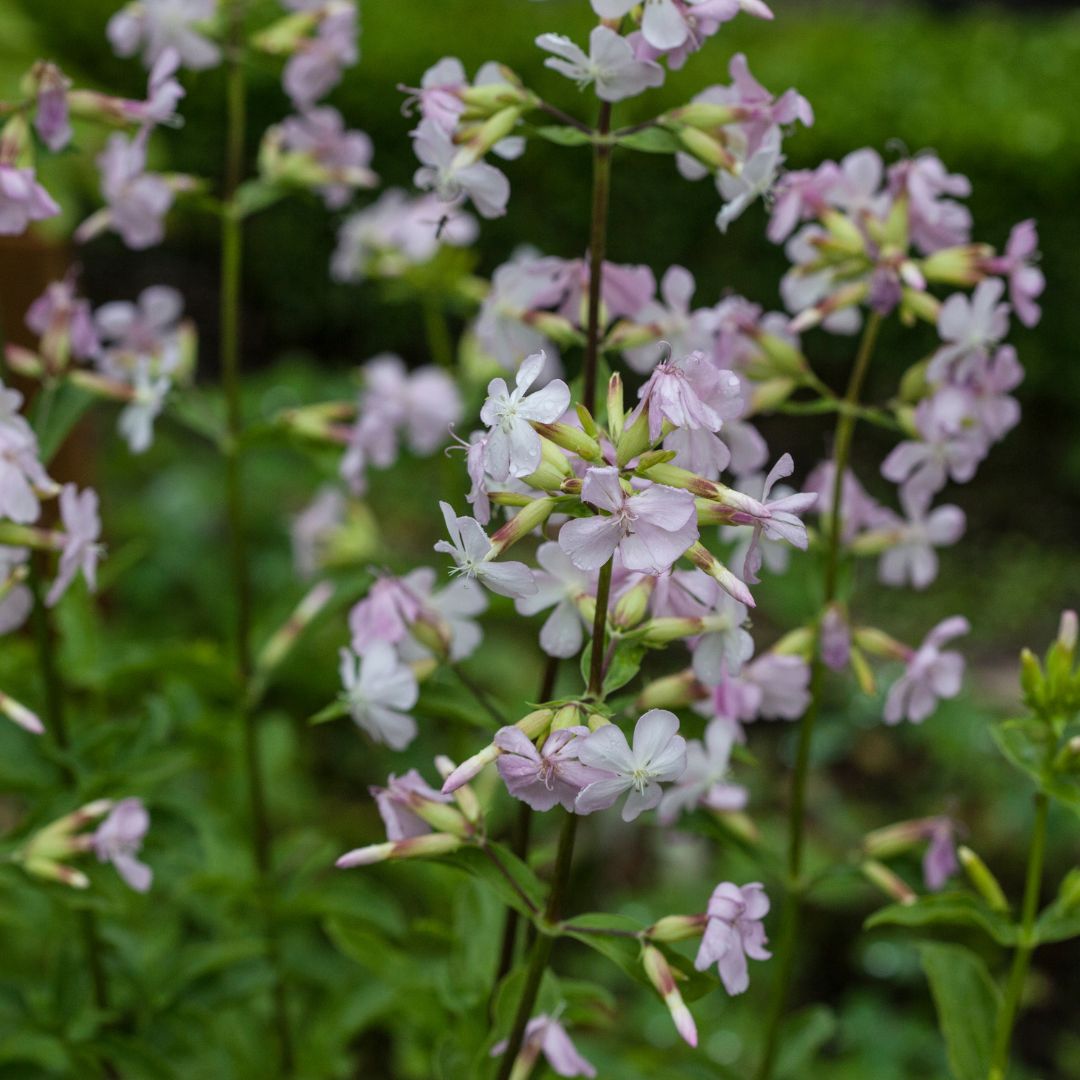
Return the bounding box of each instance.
[578,639,645,697]
[438,844,545,918]
[865,893,1018,946]
[992,718,1080,814]
[615,126,683,154]
[1035,868,1080,943]
[234,179,289,217]
[775,1005,838,1079]
[530,124,594,147]
[918,942,1001,1080]
[31,383,96,464]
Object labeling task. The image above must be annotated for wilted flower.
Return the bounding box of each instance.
[93,798,152,893]
[32,61,72,152]
[694,881,770,995]
[575,709,688,821]
[339,642,419,750]
[884,616,968,725]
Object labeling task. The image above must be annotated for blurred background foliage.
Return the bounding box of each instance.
[0,1,1078,1077]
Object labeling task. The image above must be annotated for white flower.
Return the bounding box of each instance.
[118,360,170,454]
[536,26,664,103]
[412,118,510,219]
[657,720,748,825]
[514,542,592,658]
[339,642,418,750]
[716,129,783,234]
[575,709,688,821]
[479,351,570,481]
[434,501,537,599]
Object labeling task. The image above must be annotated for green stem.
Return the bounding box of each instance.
[581,102,612,416]
[756,312,882,1080]
[989,792,1048,1079]
[219,3,294,1072]
[588,560,613,699]
[495,813,579,1080]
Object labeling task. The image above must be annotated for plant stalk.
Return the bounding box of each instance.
[581,102,612,416]
[219,2,294,1071]
[989,792,1049,1078]
[756,312,882,1080]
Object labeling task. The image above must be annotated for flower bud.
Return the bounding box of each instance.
[1046,609,1078,700]
[638,617,706,646]
[612,575,654,631]
[550,703,585,731]
[252,10,320,54]
[920,244,993,286]
[1051,735,1080,773]
[636,670,699,711]
[899,286,941,326]
[686,543,755,608]
[435,755,483,825]
[253,581,335,685]
[441,710,554,793]
[606,372,625,441]
[21,857,90,890]
[853,626,910,662]
[575,404,600,441]
[861,859,916,906]
[863,820,926,859]
[587,713,611,732]
[771,626,814,659]
[663,102,740,130]
[452,106,522,168]
[648,914,707,943]
[849,646,877,695]
[1019,647,1044,703]
[460,74,531,112]
[615,407,653,467]
[523,310,585,348]
[752,332,809,380]
[530,421,602,463]
[336,832,464,869]
[713,810,760,845]
[601,318,658,352]
[489,498,558,556]
[676,126,736,172]
[958,846,1010,913]
[748,377,798,413]
[0,690,43,735]
[0,114,32,167]
[642,944,697,1048]
[820,209,867,255]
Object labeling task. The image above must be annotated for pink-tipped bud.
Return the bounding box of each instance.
[636,670,700,711]
[861,860,916,906]
[607,372,625,441]
[853,626,910,663]
[642,945,698,1048]
[686,543,755,608]
[648,914,708,943]
[254,581,335,680]
[336,832,464,869]
[435,755,483,825]
[0,690,44,735]
[530,421,603,463]
[442,709,554,793]
[23,857,90,890]
[863,820,930,860]
[489,498,558,556]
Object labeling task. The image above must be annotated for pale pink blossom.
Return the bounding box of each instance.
[277,107,376,209]
[632,351,743,442]
[475,254,568,368]
[514,542,592,658]
[734,454,816,584]
[0,165,60,236]
[435,501,536,599]
[559,468,698,575]
[575,709,687,821]
[85,131,173,250]
[495,726,606,812]
[888,154,972,255]
[537,26,664,102]
[0,383,54,524]
[884,616,968,725]
[93,798,152,893]
[491,1014,596,1078]
[553,257,656,328]
[623,266,715,373]
[107,0,221,71]
[985,219,1043,328]
[26,277,99,362]
[283,3,358,109]
[291,486,345,578]
[876,494,965,591]
[928,279,1010,383]
[339,642,418,750]
[657,720,747,825]
[47,485,103,607]
[695,881,770,995]
[372,770,453,841]
[923,817,959,892]
[393,567,486,663]
[412,118,510,219]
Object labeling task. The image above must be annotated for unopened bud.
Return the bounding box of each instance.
[442,710,554,793]
[489,498,558,556]
[920,244,993,286]
[1051,735,1080,773]
[524,310,585,349]
[252,10,319,54]
[254,581,335,682]
[958,846,1010,913]
[864,820,927,859]
[639,617,706,646]
[771,626,814,659]
[530,421,602,463]
[607,372,625,441]
[664,102,740,130]
[460,75,531,112]
[637,670,699,711]
[435,755,483,825]
[676,126,735,172]
[899,358,931,404]
[648,914,707,943]
[1018,647,1044,703]
[612,575,655,631]
[551,703,585,731]
[642,945,698,1048]
[899,286,941,326]
[861,859,916,905]
[0,690,44,735]
[22,857,90,889]
[820,209,867,254]
[686,543,755,608]
[452,106,522,168]
[336,832,464,869]
[853,626,910,662]
[849,646,877,696]
[753,332,808,380]
[615,407,653,467]
[575,404,599,440]
[0,114,31,167]
[749,377,798,413]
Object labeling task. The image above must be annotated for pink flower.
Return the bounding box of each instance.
[929,279,1010,383]
[495,725,606,812]
[553,257,656,328]
[0,165,60,236]
[964,346,1022,444]
[491,1014,596,1078]
[805,461,887,543]
[0,547,31,636]
[623,266,715,374]
[575,709,687,821]
[986,219,1044,328]
[475,254,568,368]
[657,719,747,825]
[291,487,345,578]
[537,26,664,102]
[278,107,376,209]
[434,501,536,599]
[820,605,851,671]
[412,118,510,220]
[93,798,152,893]
[392,567,486,663]
[736,453,816,584]
[47,485,103,607]
[480,351,571,481]
[699,653,811,740]
[875,493,965,591]
[922,817,959,892]
[559,467,698,575]
[884,616,969,725]
[0,382,54,524]
[32,62,72,152]
[632,351,743,442]
[372,770,453,841]
[107,0,221,71]
[514,542,592,658]
[694,881,770,995]
[888,154,972,255]
[94,285,185,378]
[283,3,358,109]
[350,575,424,654]
[339,642,418,750]
[26,277,100,363]
[85,131,173,250]
[768,163,841,243]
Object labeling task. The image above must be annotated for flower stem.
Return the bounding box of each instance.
[755,312,882,1080]
[989,791,1048,1079]
[494,812,579,1080]
[581,102,612,416]
[219,3,294,1072]
[588,559,613,699]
